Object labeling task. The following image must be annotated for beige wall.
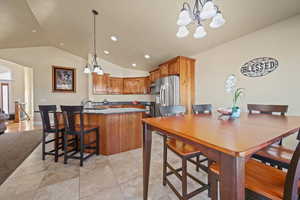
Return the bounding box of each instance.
[88,59,153,102]
[193,14,300,115]
[193,14,300,148]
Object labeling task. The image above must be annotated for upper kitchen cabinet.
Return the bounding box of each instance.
[149,69,160,83]
[123,77,148,94]
[159,64,169,77]
[168,58,180,75]
[92,73,109,94]
[108,77,123,94]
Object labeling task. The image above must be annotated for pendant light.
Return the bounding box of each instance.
[84,10,104,75]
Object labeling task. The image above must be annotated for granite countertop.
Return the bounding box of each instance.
[83,108,146,114]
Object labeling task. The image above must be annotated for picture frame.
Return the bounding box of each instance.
[52,66,76,93]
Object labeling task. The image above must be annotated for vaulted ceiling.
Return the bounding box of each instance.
[1,0,300,70]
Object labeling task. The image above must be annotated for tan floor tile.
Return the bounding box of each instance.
[80,161,118,198]
[34,177,79,200]
[80,186,124,200]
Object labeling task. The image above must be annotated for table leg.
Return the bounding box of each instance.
[143,123,152,200]
[219,153,245,200]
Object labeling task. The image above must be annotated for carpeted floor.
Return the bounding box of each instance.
[0,129,42,185]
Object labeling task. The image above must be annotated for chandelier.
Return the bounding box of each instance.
[84,10,104,75]
[176,0,225,39]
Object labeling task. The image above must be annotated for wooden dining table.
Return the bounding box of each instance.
[142,113,300,200]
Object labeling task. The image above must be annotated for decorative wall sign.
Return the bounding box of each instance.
[52,66,76,92]
[240,57,278,77]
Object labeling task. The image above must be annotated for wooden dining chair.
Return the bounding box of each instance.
[248,104,292,169]
[192,104,212,114]
[61,105,99,167]
[208,140,300,200]
[160,105,209,200]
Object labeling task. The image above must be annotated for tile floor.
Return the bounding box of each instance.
[0,133,210,200]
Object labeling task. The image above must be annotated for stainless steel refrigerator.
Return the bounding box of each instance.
[151,75,180,116]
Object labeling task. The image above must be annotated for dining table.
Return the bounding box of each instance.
[142,113,300,200]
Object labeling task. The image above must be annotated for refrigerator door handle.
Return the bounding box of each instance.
[159,86,163,106]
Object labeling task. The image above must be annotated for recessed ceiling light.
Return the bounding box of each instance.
[132,63,137,67]
[103,50,110,55]
[110,36,118,42]
[59,42,64,46]
[144,54,150,59]
[32,29,37,33]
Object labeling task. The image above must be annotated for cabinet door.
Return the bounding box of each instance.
[123,78,147,94]
[92,73,109,94]
[168,59,180,75]
[150,71,155,83]
[108,77,123,94]
[153,69,160,82]
[159,64,169,77]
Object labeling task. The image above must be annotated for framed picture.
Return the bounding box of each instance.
[52,66,76,93]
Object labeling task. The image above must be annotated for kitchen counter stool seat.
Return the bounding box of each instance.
[61,105,99,167]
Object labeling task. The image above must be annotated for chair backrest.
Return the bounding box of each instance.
[39,105,58,132]
[192,104,212,114]
[60,105,84,133]
[248,104,288,116]
[159,105,186,117]
[284,135,300,200]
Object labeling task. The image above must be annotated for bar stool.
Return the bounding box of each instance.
[61,105,99,167]
[39,105,65,162]
[160,105,209,200]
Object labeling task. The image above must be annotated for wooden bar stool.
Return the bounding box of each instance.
[160,105,209,200]
[39,105,65,162]
[61,105,99,167]
[208,140,300,200]
[248,104,293,169]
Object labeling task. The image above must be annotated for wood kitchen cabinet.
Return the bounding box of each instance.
[159,64,169,77]
[92,73,109,94]
[108,77,123,94]
[149,69,160,83]
[168,58,180,75]
[123,77,148,94]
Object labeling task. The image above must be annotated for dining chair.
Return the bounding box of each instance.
[248,104,292,169]
[60,105,99,167]
[160,105,209,200]
[208,139,300,200]
[39,105,66,162]
[192,104,212,114]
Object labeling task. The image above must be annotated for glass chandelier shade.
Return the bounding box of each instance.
[83,10,104,75]
[193,25,207,39]
[176,26,189,38]
[210,12,226,28]
[176,0,225,39]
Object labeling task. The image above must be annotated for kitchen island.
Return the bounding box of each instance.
[82,108,146,155]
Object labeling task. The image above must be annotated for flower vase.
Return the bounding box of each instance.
[231,106,241,118]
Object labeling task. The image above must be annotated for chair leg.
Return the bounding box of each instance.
[64,132,68,164]
[61,131,65,151]
[80,134,84,167]
[182,158,188,200]
[96,128,99,155]
[209,174,218,200]
[42,131,46,160]
[196,155,200,172]
[207,160,213,197]
[54,131,59,162]
[163,136,167,186]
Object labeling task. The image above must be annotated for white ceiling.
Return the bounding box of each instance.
[1,0,300,70]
